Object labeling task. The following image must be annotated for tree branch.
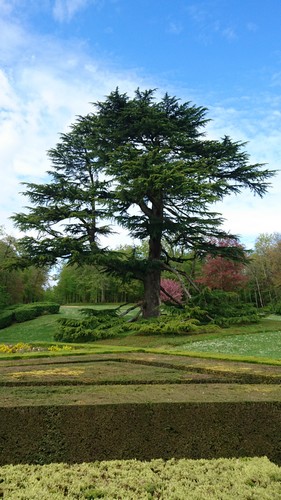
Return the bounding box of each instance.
[160,285,184,308]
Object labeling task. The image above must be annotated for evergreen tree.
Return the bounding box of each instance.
[12,89,274,318]
[13,116,111,266]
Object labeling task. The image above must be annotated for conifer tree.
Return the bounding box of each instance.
[13,89,274,318]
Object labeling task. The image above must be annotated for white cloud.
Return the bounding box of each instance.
[187,3,238,43]
[53,0,92,22]
[167,22,183,35]
[222,27,237,41]
[0,3,280,250]
[0,10,151,238]
[205,97,281,246]
[246,22,258,33]
[0,0,14,15]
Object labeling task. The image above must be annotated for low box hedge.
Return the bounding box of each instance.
[0,311,14,329]
[0,302,60,328]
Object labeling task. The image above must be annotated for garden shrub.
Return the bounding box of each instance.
[54,308,125,342]
[0,311,14,329]
[272,301,281,315]
[14,305,42,323]
[190,288,260,327]
[0,302,60,327]
[33,302,60,314]
[126,312,220,336]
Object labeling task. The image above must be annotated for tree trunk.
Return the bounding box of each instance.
[142,234,162,319]
[143,267,161,318]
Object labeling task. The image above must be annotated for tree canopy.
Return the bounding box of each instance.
[196,239,249,292]
[12,88,275,317]
[0,229,48,308]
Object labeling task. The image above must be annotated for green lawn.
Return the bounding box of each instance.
[0,305,122,344]
[1,305,281,362]
[175,330,281,359]
[0,313,59,343]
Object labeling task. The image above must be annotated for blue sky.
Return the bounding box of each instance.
[0,0,280,249]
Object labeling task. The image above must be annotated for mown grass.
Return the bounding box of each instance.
[174,330,281,359]
[0,305,281,363]
[0,457,280,499]
[0,304,128,344]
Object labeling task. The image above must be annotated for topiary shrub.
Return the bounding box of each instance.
[7,302,60,324]
[0,311,14,329]
[14,306,41,323]
[33,302,60,314]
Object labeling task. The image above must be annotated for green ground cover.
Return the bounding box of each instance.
[0,457,280,499]
[0,306,281,363]
[0,305,128,344]
[175,330,281,359]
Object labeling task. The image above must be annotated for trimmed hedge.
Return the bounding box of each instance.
[33,302,60,314]
[0,302,60,329]
[14,306,41,323]
[0,311,14,329]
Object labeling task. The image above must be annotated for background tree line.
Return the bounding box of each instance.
[0,229,48,309]
[51,232,281,309]
[2,227,281,310]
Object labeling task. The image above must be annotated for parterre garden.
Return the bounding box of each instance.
[0,304,281,498]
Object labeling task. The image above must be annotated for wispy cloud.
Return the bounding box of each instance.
[53,0,94,22]
[206,96,281,244]
[0,1,280,248]
[0,8,149,236]
[187,3,238,43]
[246,22,258,33]
[167,21,183,35]
[0,0,14,15]
[221,27,237,41]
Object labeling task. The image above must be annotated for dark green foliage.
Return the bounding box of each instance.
[190,288,260,327]
[14,302,60,323]
[0,302,60,328]
[14,305,41,323]
[12,88,275,319]
[126,305,220,335]
[54,293,261,341]
[272,302,281,315]
[0,285,10,311]
[55,308,124,342]
[33,302,60,314]
[161,304,211,324]
[79,308,118,318]
[127,317,201,335]
[0,311,14,329]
